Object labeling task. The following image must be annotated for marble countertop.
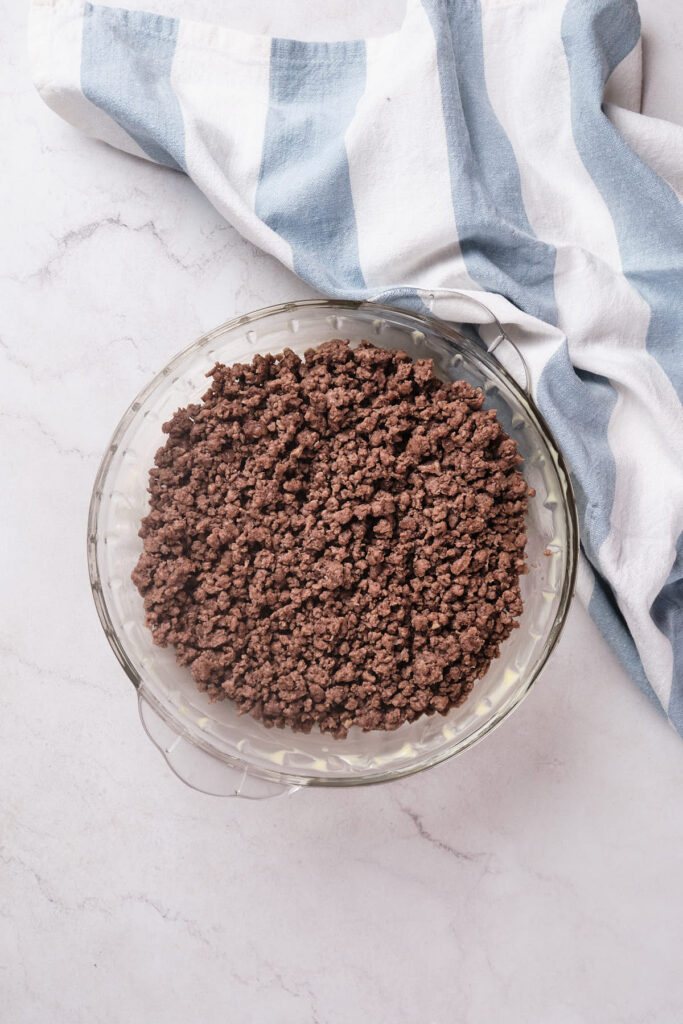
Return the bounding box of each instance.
[2,2,682,1021]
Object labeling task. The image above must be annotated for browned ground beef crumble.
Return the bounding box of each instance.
[132,340,528,737]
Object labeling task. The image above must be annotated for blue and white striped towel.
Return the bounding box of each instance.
[30,0,683,731]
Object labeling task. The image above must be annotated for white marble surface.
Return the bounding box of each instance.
[2,2,683,1022]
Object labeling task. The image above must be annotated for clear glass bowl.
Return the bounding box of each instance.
[88,300,578,797]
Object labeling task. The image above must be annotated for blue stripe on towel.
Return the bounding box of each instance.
[255,38,367,295]
[421,0,558,326]
[81,3,185,171]
[537,346,661,709]
[561,0,683,393]
[538,352,618,567]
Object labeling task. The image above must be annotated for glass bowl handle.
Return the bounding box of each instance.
[138,694,300,799]
[370,287,531,395]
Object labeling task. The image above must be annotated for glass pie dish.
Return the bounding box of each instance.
[88,298,578,797]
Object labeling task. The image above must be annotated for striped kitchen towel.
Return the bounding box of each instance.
[29,0,683,731]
